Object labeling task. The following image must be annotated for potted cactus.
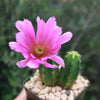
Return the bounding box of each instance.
[24,51,89,100]
[9,16,89,100]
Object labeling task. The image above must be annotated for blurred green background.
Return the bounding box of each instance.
[0,0,100,100]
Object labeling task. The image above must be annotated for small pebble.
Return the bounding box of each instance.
[55,86,62,92]
[32,87,41,93]
[42,85,46,89]
[39,87,50,94]
[85,79,89,83]
[71,82,83,89]
[33,81,42,89]
[52,87,56,93]
[48,86,52,91]
[66,90,71,96]
[77,87,84,93]
[73,90,78,96]
[24,82,29,88]
[54,97,60,100]
[45,93,49,99]
[81,78,86,83]
[68,91,74,100]
[61,90,66,94]
[33,75,39,81]
[48,93,55,100]
[39,94,45,99]
[30,77,35,82]
[54,92,61,97]
[34,70,39,76]
[75,79,80,84]
[61,94,67,100]
[77,74,81,79]
[84,83,88,87]
[29,82,33,87]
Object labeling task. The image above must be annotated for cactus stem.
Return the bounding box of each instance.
[58,51,81,89]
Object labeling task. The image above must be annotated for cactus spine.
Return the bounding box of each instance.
[39,61,59,86]
[58,51,81,89]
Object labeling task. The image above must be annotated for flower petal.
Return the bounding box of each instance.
[43,17,58,46]
[58,31,73,45]
[27,59,39,69]
[17,59,28,68]
[46,17,57,32]
[50,44,61,54]
[21,48,30,59]
[42,61,58,68]
[44,27,62,49]
[49,55,65,67]
[36,16,46,44]
[16,32,32,50]
[36,16,58,45]
[15,19,35,39]
[15,19,35,43]
[9,41,31,59]
[9,42,22,52]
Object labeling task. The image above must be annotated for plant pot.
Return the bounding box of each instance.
[23,71,90,100]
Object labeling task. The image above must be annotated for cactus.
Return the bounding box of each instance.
[39,60,59,86]
[39,51,81,89]
[58,51,81,89]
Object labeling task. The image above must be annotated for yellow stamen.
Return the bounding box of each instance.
[35,46,44,54]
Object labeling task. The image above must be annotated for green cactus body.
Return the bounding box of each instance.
[59,51,81,89]
[39,61,59,86]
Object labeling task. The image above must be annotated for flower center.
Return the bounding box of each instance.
[35,46,44,54]
[32,45,47,59]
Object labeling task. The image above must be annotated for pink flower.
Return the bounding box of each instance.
[9,17,73,69]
